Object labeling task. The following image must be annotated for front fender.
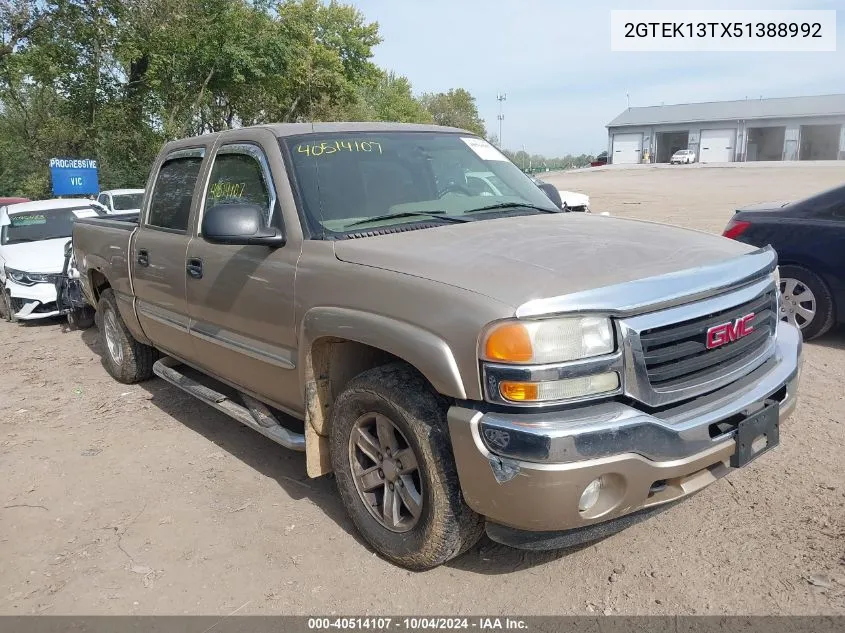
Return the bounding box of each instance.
[299,307,467,400]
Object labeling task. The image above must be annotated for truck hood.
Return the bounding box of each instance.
[334,213,754,309]
[0,238,69,273]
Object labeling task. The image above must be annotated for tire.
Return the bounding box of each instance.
[96,289,155,383]
[329,362,484,570]
[1,287,17,323]
[778,264,835,341]
[67,306,95,331]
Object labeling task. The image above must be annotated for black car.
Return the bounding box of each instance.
[723,183,845,340]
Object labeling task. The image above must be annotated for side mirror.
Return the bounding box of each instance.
[202,203,285,247]
[537,182,563,209]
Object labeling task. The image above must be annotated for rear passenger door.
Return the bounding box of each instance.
[132,148,206,362]
[185,133,302,414]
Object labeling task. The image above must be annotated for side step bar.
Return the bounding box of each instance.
[152,357,305,452]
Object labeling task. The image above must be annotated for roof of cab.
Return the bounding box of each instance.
[161,122,474,152]
[2,198,98,214]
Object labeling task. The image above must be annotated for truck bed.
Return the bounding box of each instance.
[72,213,139,306]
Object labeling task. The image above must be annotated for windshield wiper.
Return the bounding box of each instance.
[464,202,559,215]
[345,210,468,229]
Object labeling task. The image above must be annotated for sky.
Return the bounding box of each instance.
[350,0,845,156]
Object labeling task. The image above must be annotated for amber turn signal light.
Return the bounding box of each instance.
[498,381,539,401]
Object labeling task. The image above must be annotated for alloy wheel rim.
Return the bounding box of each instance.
[103,309,124,365]
[780,277,816,330]
[348,412,424,533]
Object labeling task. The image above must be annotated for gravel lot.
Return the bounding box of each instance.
[1,163,843,615]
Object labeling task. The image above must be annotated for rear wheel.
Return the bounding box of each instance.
[330,363,483,570]
[778,265,834,340]
[96,289,155,383]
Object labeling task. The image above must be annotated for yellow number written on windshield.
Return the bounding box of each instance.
[296,140,383,157]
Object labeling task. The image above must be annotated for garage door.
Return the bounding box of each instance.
[612,133,642,165]
[699,129,736,163]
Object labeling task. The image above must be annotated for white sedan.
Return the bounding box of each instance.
[96,188,144,214]
[467,171,591,212]
[0,199,102,321]
[670,149,696,164]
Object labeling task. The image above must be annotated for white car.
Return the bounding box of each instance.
[670,149,696,164]
[467,171,591,212]
[95,188,144,214]
[0,199,102,321]
[557,189,590,212]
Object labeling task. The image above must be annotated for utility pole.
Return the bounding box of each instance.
[496,93,506,147]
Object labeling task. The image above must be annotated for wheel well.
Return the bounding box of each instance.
[89,270,110,301]
[303,337,434,477]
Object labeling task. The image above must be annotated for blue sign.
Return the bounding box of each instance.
[50,157,100,196]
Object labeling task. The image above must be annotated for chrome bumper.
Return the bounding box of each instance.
[447,322,802,532]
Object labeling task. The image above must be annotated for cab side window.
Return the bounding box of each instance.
[204,149,275,226]
[147,155,204,232]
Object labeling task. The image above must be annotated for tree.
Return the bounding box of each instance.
[356,70,432,123]
[0,0,487,198]
[419,88,486,136]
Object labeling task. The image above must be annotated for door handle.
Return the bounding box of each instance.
[186,257,203,279]
[137,249,149,267]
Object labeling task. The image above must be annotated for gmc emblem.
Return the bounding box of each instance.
[706,313,755,349]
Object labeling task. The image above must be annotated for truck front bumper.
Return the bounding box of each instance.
[447,322,802,545]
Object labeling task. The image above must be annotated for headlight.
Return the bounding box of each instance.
[5,268,53,286]
[480,316,620,405]
[481,316,614,364]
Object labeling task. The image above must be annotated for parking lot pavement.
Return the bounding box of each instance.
[1,164,843,615]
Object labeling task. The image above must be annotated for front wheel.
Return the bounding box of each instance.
[1,287,17,322]
[330,363,483,570]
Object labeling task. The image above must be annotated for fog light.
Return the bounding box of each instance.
[579,478,603,512]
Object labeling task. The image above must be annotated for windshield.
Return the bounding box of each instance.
[282,132,558,236]
[1,206,98,245]
[112,193,144,210]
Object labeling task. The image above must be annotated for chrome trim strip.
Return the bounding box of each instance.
[516,246,777,318]
[619,275,778,407]
[482,352,623,407]
[189,321,296,370]
[476,321,800,464]
[136,302,190,331]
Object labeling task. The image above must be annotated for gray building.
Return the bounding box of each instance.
[606,93,845,165]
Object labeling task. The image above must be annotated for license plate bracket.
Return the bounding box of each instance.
[730,399,780,468]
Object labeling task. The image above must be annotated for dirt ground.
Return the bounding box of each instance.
[1,163,844,616]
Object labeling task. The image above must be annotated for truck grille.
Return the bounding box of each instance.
[639,288,778,389]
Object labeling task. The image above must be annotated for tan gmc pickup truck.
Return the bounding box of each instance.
[73,123,803,570]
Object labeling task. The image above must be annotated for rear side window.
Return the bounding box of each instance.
[204,151,273,224]
[147,156,204,231]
